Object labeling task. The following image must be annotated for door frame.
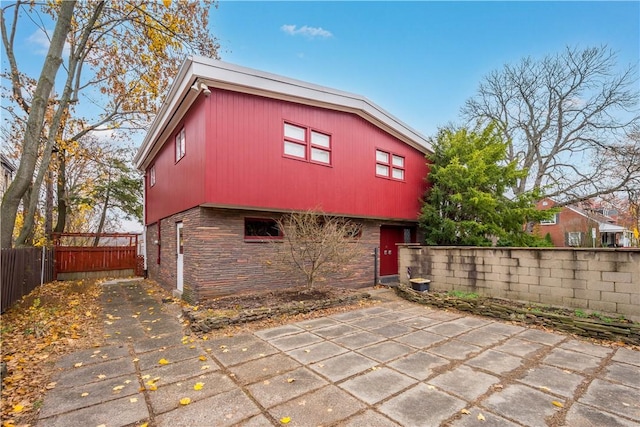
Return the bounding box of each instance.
[176,222,184,293]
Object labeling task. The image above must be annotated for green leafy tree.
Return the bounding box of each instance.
[420,124,554,247]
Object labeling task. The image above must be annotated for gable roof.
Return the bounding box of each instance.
[134,57,432,170]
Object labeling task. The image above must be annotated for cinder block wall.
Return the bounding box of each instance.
[399,246,640,321]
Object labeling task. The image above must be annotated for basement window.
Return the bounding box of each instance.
[244,218,282,241]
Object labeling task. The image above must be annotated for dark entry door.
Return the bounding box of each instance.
[379,226,406,276]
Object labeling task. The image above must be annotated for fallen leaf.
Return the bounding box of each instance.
[552,401,564,408]
[427,385,436,390]
[194,382,204,390]
[73,362,83,368]
[158,358,169,365]
[97,374,106,379]
[540,386,551,392]
[304,349,311,353]
[222,349,229,353]
[148,384,158,391]
[179,397,191,405]
[45,382,57,389]
[139,423,148,427]
[241,348,247,352]
[287,378,295,383]
[130,397,138,403]
[280,417,291,424]
[81,392,89,397]
[12,404,24,413]
[199,356,207,361]
[201,365,210,370]
[113,385,125,391]
[477,413,486,421]
[461,409,471,415]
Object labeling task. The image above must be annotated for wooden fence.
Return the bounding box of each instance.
[1,247,54,313]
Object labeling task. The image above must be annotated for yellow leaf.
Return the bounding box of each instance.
[130,397,138,403]
[97,374,106,379]
[280,417,291,424]
[461,409,471,415]
[201,365,210,370]
[74,362,83,368]
[12,404,24,413]
[194,382,204,391]
[287,378,295,383]
[158,358,169,365]
[179,397,191,405]
[81,392,89,397]
[139,423,148,427]
[199,356,207,361]
[148,384,157,391]
[477,413,486,421]
[163,0,172,8]
[113,385,125,391]
[552,401,564,408]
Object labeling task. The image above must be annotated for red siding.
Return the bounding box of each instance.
[146,96,208,224]
[146,88,429,224]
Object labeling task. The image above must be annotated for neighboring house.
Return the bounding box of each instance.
[134,57,431,301]
[536,198,634,247]
[1,154,16,197]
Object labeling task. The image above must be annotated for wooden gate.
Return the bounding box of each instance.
[53,233,141,279]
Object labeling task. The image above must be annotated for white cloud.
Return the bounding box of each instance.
[27,28,71,57]
[280,24,333,39]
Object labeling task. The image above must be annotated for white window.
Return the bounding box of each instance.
[376,149,405,181]
[283,123,331,165]
[284,141,306,159]
[567,232,583,247]
[310,131,330,164]
[284,123,306,141]
[150,165,156,187]
[540,213,558,225]
[175,128,186,162]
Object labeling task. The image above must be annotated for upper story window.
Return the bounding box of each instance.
[283,122,331,165]
[175,128,186,162]
[540,213,558,225]
[149,165,156,187]
[376,149,404,181]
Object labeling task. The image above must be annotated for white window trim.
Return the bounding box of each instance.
[150,165,156,187]
[175,128,186,162]
[376,149,405,181]
[283,122,331,165]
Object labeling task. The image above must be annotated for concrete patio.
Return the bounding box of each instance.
[36,279,640,426]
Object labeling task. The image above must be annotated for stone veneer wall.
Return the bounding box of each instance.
[399,246,640,321]
[147,206,384,302]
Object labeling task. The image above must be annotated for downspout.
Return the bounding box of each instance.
[142,172,148,276]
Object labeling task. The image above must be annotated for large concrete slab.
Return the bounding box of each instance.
[517,365,584,397]
[155,388,261,427]
[247,367,327,408]
[379,383,466,426]
[356,340,414,363]
[482,384,564,427]
[465,349,523,375]
[269,385,366,426]
[388,351,449,380]
[37,394,148,427]
[578,379,640,422]
[428,365,499,400]
[228,353,301,385]
[309,351,377,382]
[339,367,416,404]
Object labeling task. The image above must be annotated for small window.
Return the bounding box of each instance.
[376,149,405,181]
[567,231,583,247]
[283,122,331,165]
[149,165,156,187]
[175,128,186,162]
[540,213,558,225]
[244,218,282,240]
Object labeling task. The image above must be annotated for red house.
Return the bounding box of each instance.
[134,57,431,301]
[536,198,633,248]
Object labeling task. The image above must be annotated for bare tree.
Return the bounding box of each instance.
[462,46,640,206]
[270,211,365,288]
[0,1,219,247]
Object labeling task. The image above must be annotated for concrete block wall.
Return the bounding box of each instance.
[399,246,640,321]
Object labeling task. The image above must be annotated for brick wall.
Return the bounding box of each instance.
[146,206,383,302]
[399,246,640,321]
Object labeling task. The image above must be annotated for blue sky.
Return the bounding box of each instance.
[209,1,639,137]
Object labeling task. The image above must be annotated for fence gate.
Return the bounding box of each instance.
[53,233,142,280]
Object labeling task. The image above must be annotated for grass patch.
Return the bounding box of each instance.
[447,290,479,299]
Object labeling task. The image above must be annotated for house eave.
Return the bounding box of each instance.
[134,57,432,171]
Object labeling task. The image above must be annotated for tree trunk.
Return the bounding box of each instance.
[44,167,53,240]
[93,185,110,247]
[0,0,76,248]
[54,149,67,234]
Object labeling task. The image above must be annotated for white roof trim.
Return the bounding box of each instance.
[134,57,432,170]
